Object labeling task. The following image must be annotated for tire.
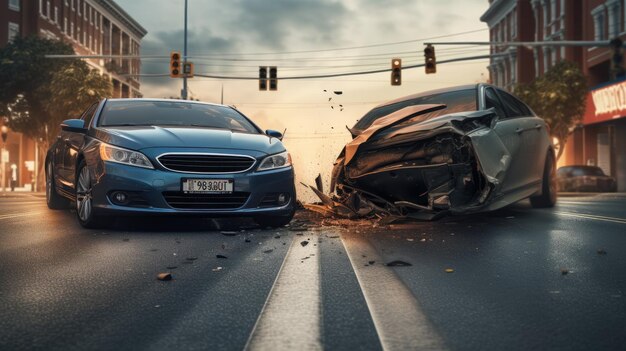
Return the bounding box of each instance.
[46,161,70,210]
[75,160,104,228]
[253,208,295,228]
[530,152,557,208]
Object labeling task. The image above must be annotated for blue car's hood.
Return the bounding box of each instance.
[92,126,284,155]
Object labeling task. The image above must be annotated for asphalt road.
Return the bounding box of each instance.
[1,192,625,350]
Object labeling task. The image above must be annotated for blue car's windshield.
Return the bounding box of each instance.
[99,100,260,133]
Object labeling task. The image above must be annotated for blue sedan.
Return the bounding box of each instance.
[45,99,296,228]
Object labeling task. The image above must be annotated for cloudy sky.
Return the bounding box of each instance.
[116,0,491,195]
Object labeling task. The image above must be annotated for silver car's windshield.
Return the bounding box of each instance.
[99,100,259,133]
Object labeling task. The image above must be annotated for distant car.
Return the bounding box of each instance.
[323,83,556,219]
[46,99,296,228]
[556,166,617,192]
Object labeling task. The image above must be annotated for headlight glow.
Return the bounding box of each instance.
[257,151,292,171]
[99,143,154,169]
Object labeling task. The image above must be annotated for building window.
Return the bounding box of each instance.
[77,0,81,15]
[550,0,556,22]
[8,22,19,42]
[511,56,517,83]
[71,0,74,11]
[592,5,607,41]
[39,0,42,14]
[54,6,58,24]
[95,13,99,29]
[64,18,67,33]
[83,2,86,18]
[9,0,20,11]
[607,0,621,38]
[83,31,86,45]
[551,48,557,67]
[46,1,50,18]
[71,22,74,38]
[510,8,517,38]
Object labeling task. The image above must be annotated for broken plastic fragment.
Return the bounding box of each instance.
[157,273,172,281]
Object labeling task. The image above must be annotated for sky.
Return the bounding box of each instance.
[116,0,491,199]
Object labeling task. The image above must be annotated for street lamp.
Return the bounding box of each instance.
[1,125,8,192]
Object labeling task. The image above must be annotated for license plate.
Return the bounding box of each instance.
[182,179,233,194]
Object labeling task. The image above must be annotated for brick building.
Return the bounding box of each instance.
[0,0,146,190]
[481,0,626,191]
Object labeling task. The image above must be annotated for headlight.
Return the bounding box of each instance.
[99,143,154,169]
[257,151,292,171]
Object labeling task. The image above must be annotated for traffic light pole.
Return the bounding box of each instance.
[182,0,188,100]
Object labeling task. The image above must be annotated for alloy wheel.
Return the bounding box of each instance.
[76,166,93,222]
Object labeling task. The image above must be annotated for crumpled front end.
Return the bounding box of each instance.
[306,107,512,221]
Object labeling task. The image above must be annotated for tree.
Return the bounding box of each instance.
[514,60,588,161]
[0,36,112,189]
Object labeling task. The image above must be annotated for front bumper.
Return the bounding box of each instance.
[89,161,296,216]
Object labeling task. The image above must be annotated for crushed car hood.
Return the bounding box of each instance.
[306,105,518,221]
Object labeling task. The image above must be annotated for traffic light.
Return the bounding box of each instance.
[170,51,182,78]
[424,44,436,74]
[183,62,194,78]
[391,58,401,86]
[610,38,624,79]
[269,66,277,91]
[259,66,267,90]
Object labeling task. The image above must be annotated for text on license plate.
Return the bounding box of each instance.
[182,179,233,193]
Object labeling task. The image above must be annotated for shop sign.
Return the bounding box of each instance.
[584,80,626,125]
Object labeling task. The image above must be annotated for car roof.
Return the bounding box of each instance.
[104,98,230,109]
[372,84,480,109]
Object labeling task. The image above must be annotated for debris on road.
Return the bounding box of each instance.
[597,248,607,255]
[263,249,274,253]
[212,267,223,272]
[385,260,412,267]
[186,257,197,261]
[166,266,177,270]
[368,260,376,265]
[157,273,172,281]
[445,268,455,273]
[221,231,238,236]
[560,268,569,275]
[301,241,309,247]
[216,254,228,259]
[122,238,130,242]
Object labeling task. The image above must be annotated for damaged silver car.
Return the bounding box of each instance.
[309,84,557,220]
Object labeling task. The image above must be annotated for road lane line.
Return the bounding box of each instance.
[341,234,446,351]
[555,211,626,224]
[245,235,321,351]
[0,211,47,221]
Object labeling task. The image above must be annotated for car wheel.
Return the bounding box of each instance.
[253,208,295,228]
[76,160,104,228]
[46,161,70,209]
[530,152,557,208]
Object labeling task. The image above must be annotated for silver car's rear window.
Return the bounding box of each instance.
[99,100,259,133]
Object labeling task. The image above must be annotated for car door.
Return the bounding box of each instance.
[496,89,546,187]
[481,86,526,195]
[60,103,99,191]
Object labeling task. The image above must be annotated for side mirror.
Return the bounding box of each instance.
[266,129,283,141]
[61,119,87,133]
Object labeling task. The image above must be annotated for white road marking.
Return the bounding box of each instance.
[245,236,321,351]
[0,211,47,221]
[341,234,446,351]
[555,211,626,225]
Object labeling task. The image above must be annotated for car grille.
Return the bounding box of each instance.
[162,192,250,209]
[157,154,256,173]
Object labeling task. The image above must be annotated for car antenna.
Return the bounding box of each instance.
[282,128,287,138]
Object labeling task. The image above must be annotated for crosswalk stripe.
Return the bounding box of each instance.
[341,234,447,351]
[245,235,322,351]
